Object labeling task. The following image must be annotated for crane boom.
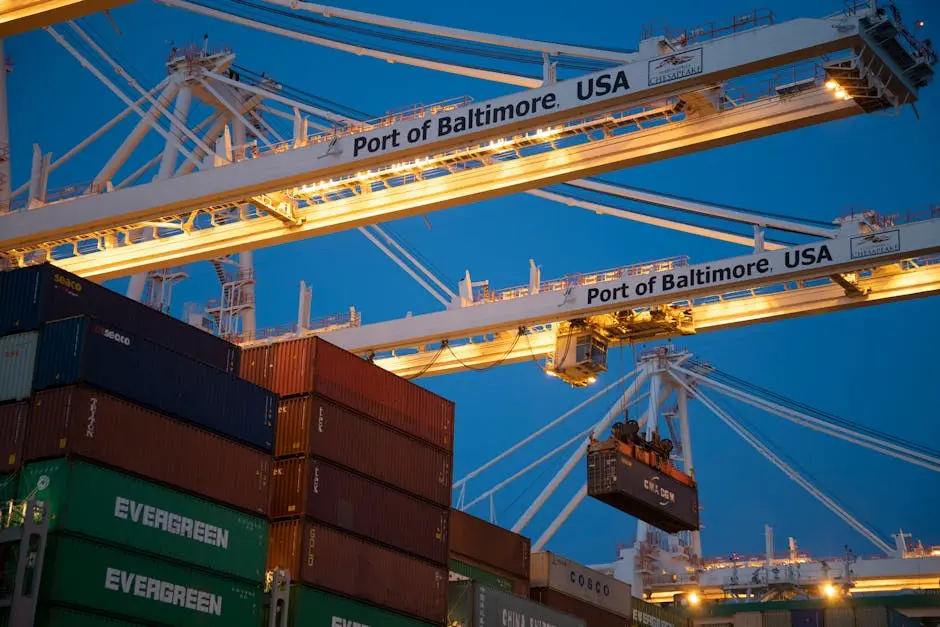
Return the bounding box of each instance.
[1,5,931,274]
[310,214,940,380]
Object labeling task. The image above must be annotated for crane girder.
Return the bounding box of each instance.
[320,216,940,365]
[0,6,928,268]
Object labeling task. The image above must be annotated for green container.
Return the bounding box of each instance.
[34,607,147,626]
[288,586,434,627]
[17,459,268,582]
[40,535,263,626]
[448,559,513,593]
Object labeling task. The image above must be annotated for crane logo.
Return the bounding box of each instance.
[849,229,900,260]
[648,48,703,87]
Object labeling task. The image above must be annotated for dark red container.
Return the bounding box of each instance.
[269,337,454,452]
[239,344,277,391]
[276,395,452,506]
[450,509,531,580]
[531,588,628,627]
[24,385,271,515]
[0,401,27,473]
[268,519,447,624]
[270,456,448,565]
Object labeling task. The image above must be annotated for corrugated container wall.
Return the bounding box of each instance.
[25,385,271,515]
[270,456,448,564]
[267,519,447,624]
[287,586,436,627]
[632,595,692,627]
[450,509,531,580]
[791,609,824,627]
[34,316,275,452]
[270,337,454,451]
[449,558,514,593]
[39,535,263,627]
[530,551,631,618]
[734,612,764,627]
[275,394,452,506]
[824,607,854,627]
[0,473,16,501]
[18,458,269,582]
[448,580,586,627]
[33,607,146,627]
[0,331,38,402]
[855,607,919,627]
[0,263,240,373]
[450,552,529,597]
[587,448,700,534]
[0,401,27,472]
[762,610,792,627]
[530,588,629,627]
[239,344,276,391]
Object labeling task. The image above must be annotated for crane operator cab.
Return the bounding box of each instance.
[549,327,608,387]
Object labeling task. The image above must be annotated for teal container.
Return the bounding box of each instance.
[0,474,16,502]
[289,586,435,627]
[39,535,263,626]
[17,459,268,582]
[448,559,513,593]
[35,607,147,626]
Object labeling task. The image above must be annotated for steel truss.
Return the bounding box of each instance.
[455,346,938,558]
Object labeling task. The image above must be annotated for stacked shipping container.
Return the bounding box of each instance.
[0,264,274,626]
[449,508,533,595]
[529,551,633,627]
[241,336,456,626]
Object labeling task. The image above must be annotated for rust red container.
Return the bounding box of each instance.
[530,589,629,627]
[450,509,531,581]
[270,456,448,565]
[239,344,276,391]
[24,385,271,515]
[276,395,452,506]
[0,401,27,473]
[269,337,454,452]
[267,519,447,624]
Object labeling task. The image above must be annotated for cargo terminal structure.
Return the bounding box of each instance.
[0,0,939,625]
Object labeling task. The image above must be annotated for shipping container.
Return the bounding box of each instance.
[530,551,632,617]
[449,558,514,593]
[824,607,854,627]
[239,344,276,392]
[587,448,699,533]
[32,607,148,627]
[855,607,924,627]
[531,588,630,627]
[450,509,531,580]
[24,385,271,515]
[735,612,764,627]
[286,585,437,627]
[34,316,275,452]
[0,331,38,402]
[449,580,585,627]
[38,534,263,626]
[275,394,452,506]
[270,456,448,564]
[269,337,454,452]
[17,458,268,582]
[792,609,824,627]
[763,611,792,627]
[632,595,691,627]
[0,263,240,373]
[0,401,27,473]
[267,519,447,624]
[0,473,15,502]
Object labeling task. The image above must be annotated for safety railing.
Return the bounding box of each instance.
[233,309,362,345]
[840,203,940,226]
[642,8,774,46]
[721,60,826,106]
[476,256,690,304]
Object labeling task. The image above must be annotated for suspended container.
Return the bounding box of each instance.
[0,263,240,373]
[586,434,699,533]
[448,580,585,627]
[17,458,269,582]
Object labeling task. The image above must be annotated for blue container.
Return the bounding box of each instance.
[34,316,275,452]
[0,263,240,374]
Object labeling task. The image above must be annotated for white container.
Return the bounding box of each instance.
[530,551,632,618]
[0,331,39,402]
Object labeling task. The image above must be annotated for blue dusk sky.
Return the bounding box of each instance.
[6,0,939,565]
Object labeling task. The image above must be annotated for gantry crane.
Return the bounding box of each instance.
[0,1,934,281]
